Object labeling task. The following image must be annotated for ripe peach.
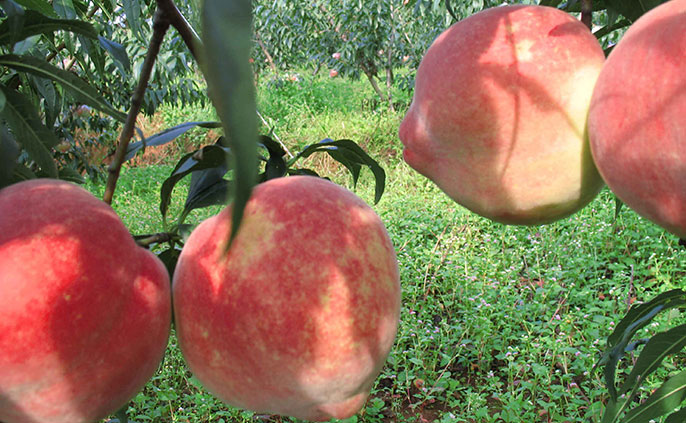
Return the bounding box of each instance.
[588,0,686,237]
[399,5,606,224]
[0,179,171,423]
[329,69,339,78]
[172,176,400,421]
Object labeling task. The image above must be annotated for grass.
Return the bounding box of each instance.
[94,71,686,423]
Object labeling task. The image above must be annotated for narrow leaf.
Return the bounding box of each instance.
[0,123,19,188]
[0,85,58,177]
[122,0,142,39]
[183,173,230,218]
[125,121,221,161]
[538,0,564,6]
[0,54,126,121]
[185,147,230,215]
[156,247,183,279]
[58,167,85,184]
[665,407,686,423]
[621,369,686,423]
[160,144,229,222]
[288,168,321,177]
[597,290,686,402]
[28,74,58,127]
[201,0,258,247]
[599,304,666,401]
[0,10,96,45]
[98,36,131,73]
[11,0,57,17]
[593,19,632,40]
[0,0,25,46]
[258,135,287,181]
[609,290,686,348]
[619,324,686,397]
[291,138,386,203]
[604,0,666,22]
[52,0,76,19]
[12,162,36,180]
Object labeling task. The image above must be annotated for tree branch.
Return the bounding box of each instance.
[156,0,202,61]
[103,8,170,204]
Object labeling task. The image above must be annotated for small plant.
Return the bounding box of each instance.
[597,289,686,423]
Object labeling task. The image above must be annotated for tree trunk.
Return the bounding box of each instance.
[254,31,278,74]
[359,62,388,105]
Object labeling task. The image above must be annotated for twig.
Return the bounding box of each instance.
[134,232,174,247]
[256,109,294,158]
[103,8,170,204]
[254,31,278,74]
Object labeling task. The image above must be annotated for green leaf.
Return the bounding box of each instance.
[620,369,686,423]
[98,36,131,74]
[592,19,632,40]
[538,0,564,6]
[52,0,76,19]
[0,123,20,188]
[156,247,183,279]
[288,168,321,178]
[604,0,667,22]
[201,0,258,247]
[28,74,58,127]
[122,0,143,39]
[0,84,58,177]
[125,121,221,161]
[57,167,85,184]
[0,10,98,45]
[609,290,686,348]
[597,290,686,403]
[0,54,127,122]
[12,162,36,181]
[0,0,25,46]
[160,144,230,223]
[183,169,231,218]
[619,324,686,398]
[11,0,57,17]
[665,407,686,423]
[290,138,386,204]
[258,135,287,181]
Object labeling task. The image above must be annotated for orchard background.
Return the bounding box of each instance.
[0,0,685,422]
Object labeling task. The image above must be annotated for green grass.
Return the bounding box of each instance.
[97,72,686,423]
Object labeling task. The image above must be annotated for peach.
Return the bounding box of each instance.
[588,0,686,237]
[172,176,400,421]
[0,179,171,423]
[399,5,606,224]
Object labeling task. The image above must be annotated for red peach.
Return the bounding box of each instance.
[399,5,606,224]
[588,0,686,237]
[172,176,400,421]
[0,179,171,423]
